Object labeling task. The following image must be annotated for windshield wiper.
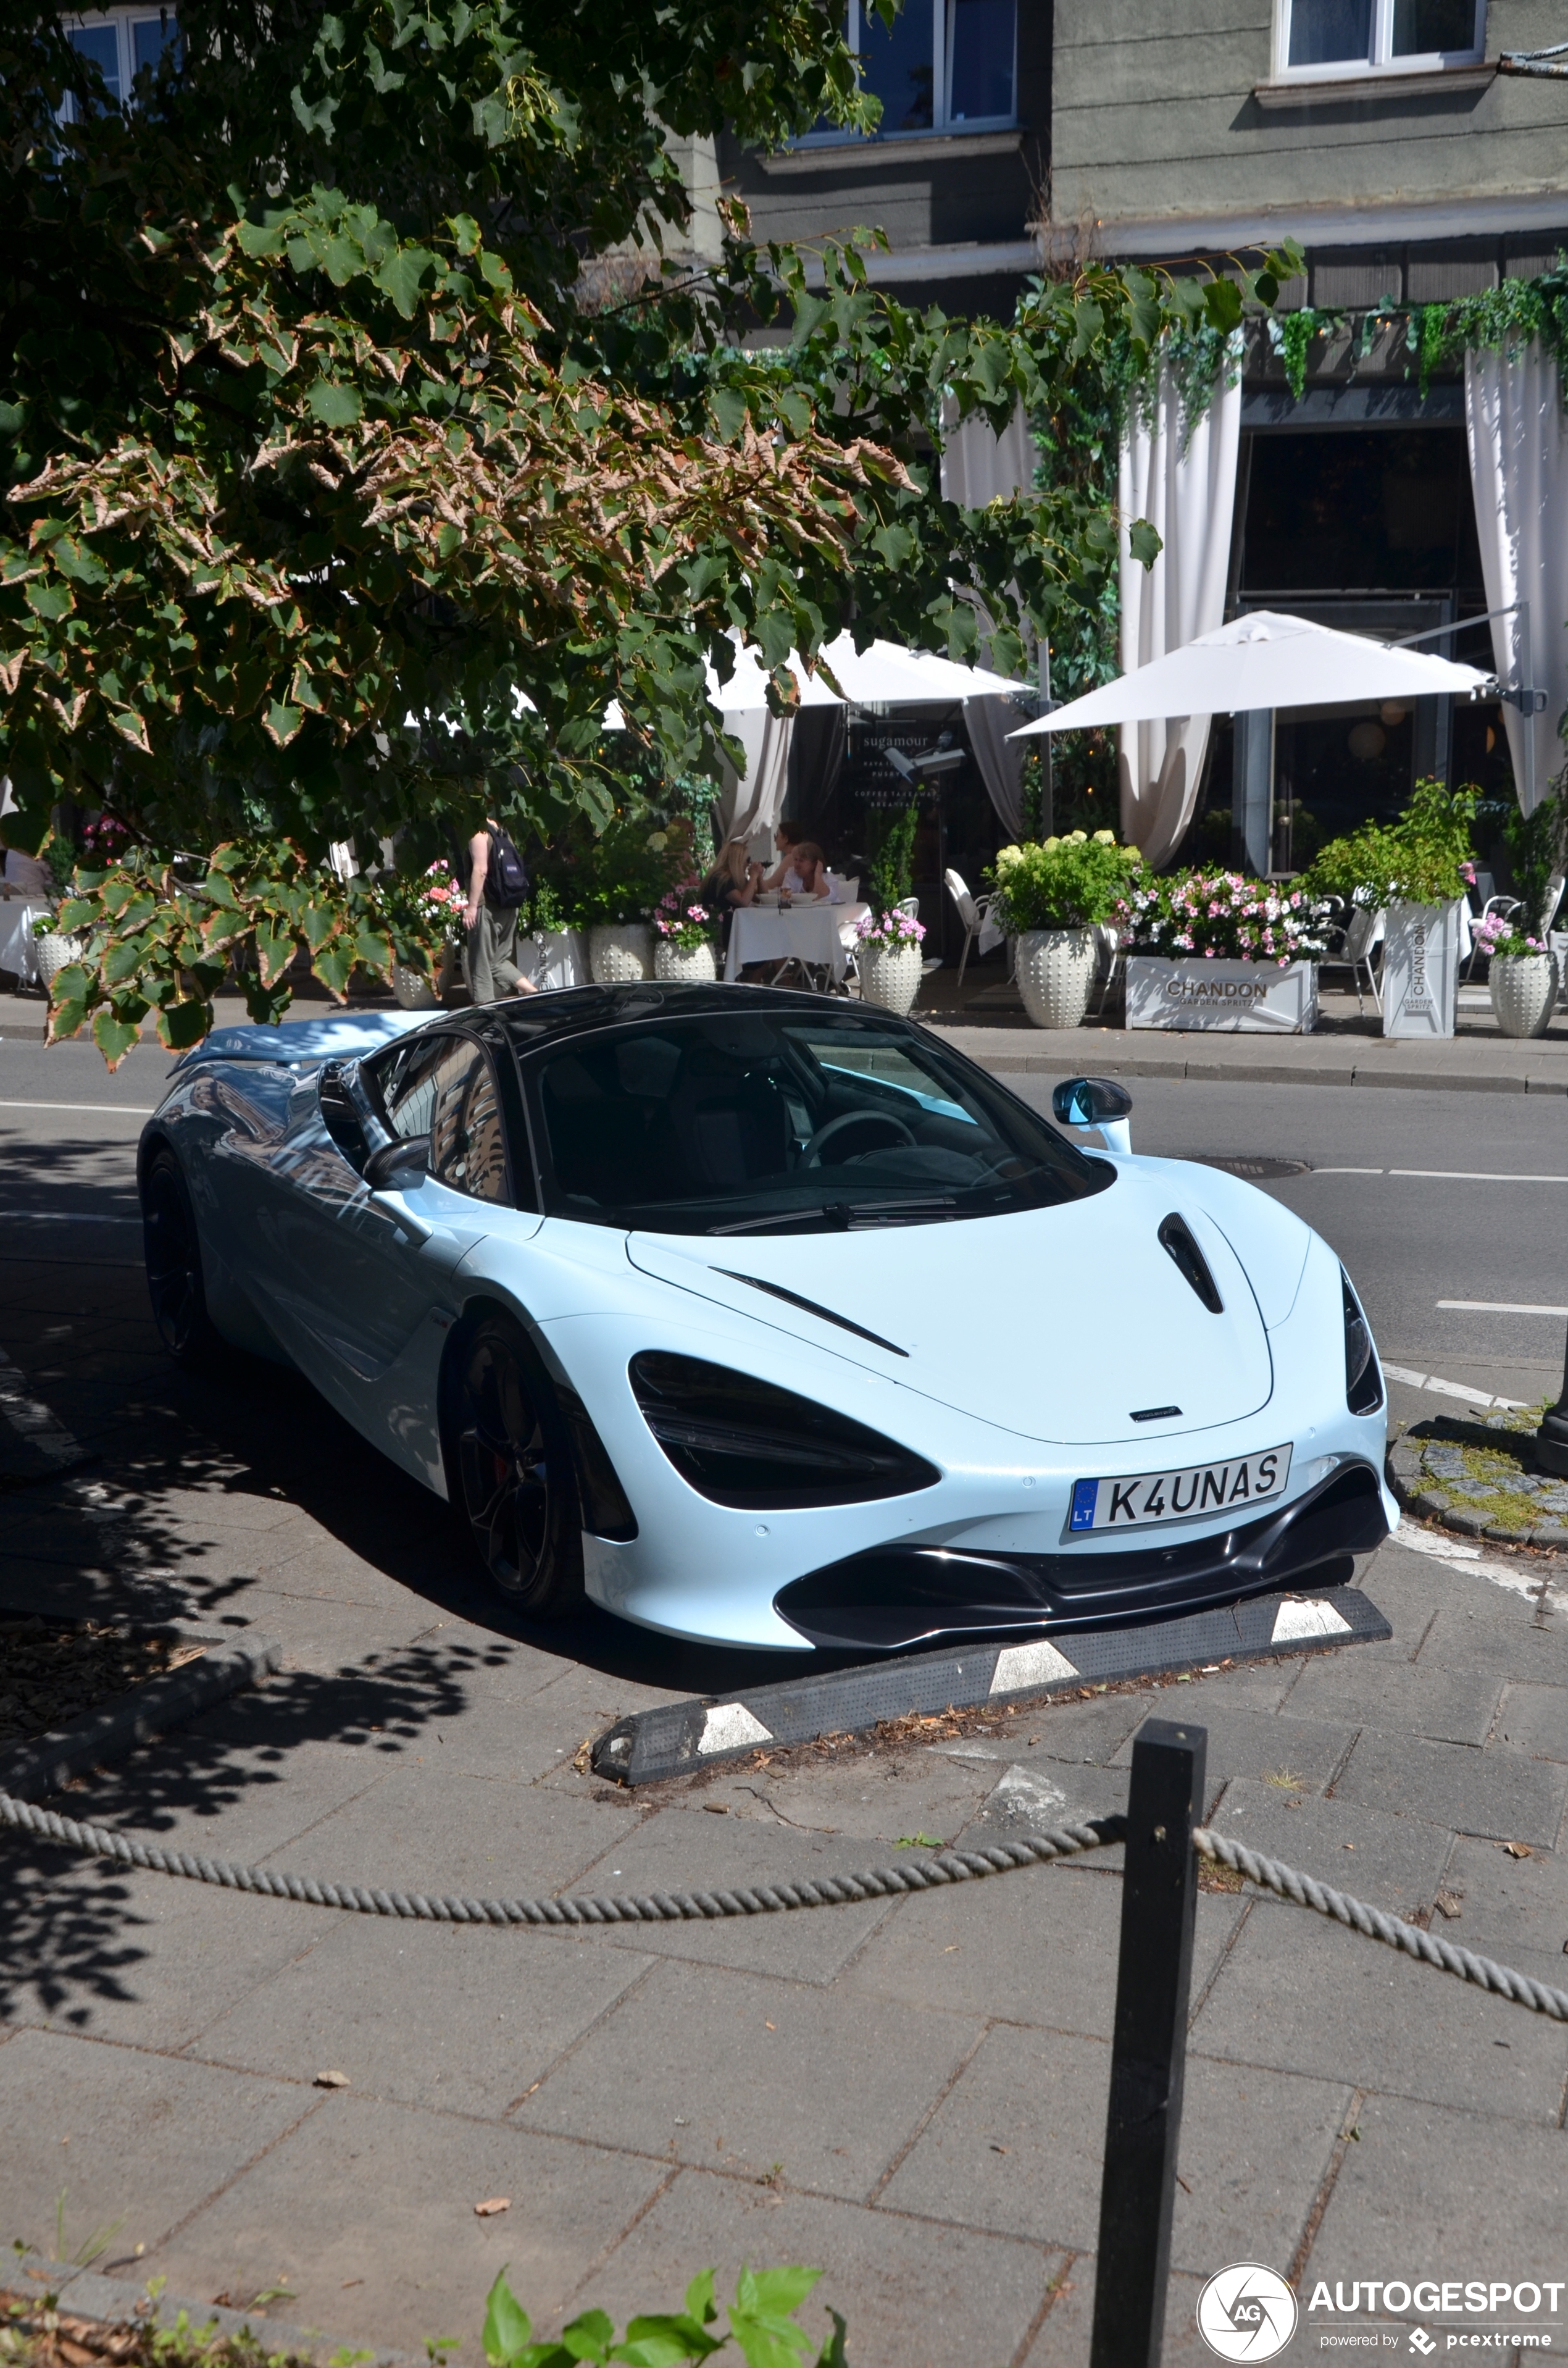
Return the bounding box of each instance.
[706,1207,853,1235]
[844,1197,959,1227]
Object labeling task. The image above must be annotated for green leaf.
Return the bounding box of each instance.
[157,998,212,1052]
[264,700,305,746]
[812,2315,849,2368]
[1203,275,1244,333]
[307,379,364,427]
[24,579,74,622]
[708,387,748,443]
[559,2312,614,2364]
[483,2272,533,2368]
[373,245,436,318]
[91,1008,141,1066]
[236,219,288,259]
[1127,518,1162,568]
[685,2273,718,2329]
[311,937,356,995]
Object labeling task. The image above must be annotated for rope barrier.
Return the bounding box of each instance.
[6,1786,1567,2023]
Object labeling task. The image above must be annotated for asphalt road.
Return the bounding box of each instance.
[6,1033,1568,1400]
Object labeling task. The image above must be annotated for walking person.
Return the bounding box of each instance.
[461,816,538,1002]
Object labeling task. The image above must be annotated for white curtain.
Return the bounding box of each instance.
[940,401,1035,838]
[1464,341,1568,816]
[717,708,796,859]
[1117,365,1242,866]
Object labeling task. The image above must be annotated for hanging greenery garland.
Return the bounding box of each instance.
[1265,261,1568,401]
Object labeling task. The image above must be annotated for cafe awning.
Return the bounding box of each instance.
[1006,609,1494,738]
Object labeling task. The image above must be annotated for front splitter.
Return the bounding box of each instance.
[591,1583,1391,1785]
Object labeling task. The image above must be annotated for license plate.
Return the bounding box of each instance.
[1070,1445,1292,1533]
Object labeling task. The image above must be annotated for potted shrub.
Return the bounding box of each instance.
[989,831,1140,1029]
[653,880,720,983]
[373,861,465,1008]
[854,905,927,1015]
[1303,780,1478,1039]
[1474,912,1559,1037]
[567,815,687,984]
[1118,869,1327,1032]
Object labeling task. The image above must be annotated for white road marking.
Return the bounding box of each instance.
[1396,1526,1568,1609]
[0,1210,140,1225]
[1381,1363,1528,1411]
[0,1099,156,1116]
[1390,1169,1568,1183]
[0,1348,83,1470]
[1437,1300,1568,1316]
[1312,1166,1386,1174]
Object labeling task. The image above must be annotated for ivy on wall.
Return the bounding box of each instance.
[1266,261,1568,401]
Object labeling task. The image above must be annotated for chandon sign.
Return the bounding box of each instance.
[1127,956,1318,1033]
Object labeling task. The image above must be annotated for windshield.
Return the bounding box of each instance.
[523,1011,1113,1234]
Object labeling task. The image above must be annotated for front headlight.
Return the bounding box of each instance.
[1341,1268,1383,1414]
[629,1352,940,1509]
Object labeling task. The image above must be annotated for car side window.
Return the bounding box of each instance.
[365,1033,452,1141]
[428,1039,511,1205]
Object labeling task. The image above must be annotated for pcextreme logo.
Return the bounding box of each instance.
[1198,2264,1300,2360]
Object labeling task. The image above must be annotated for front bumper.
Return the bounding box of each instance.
[774,1461,1390,1651]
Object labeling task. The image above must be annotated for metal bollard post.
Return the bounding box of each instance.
[1533,1321,1568,1476]
[1088,1717,1207,2368]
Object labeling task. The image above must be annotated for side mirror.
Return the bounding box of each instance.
[365,1134,430,1192]
[1052,1076,1133,1155]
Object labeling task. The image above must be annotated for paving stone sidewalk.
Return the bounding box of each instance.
[1,1240,1566,2366]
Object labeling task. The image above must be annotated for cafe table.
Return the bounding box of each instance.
[724,898,864,988]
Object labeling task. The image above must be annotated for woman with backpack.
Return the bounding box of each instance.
[461,818,538,1002]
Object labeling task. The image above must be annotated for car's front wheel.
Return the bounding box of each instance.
[141,1144,223,1366]
[447,1315,585,1617]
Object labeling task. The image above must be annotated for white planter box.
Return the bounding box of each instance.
[1125,956,1318,1033]
[1382,899,1464,1038]
[521,928,588,992]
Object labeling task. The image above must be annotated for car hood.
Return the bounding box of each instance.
[627,1159,1285,1448]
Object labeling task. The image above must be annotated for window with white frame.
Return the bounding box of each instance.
[1276,0,1485,77]
[805,0,1017,140]
[61,7,180,114]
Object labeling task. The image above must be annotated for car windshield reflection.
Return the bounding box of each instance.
[523,1011,1114,1234]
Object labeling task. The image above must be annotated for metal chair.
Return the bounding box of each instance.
[943,868,996,989]
[1320,902,1385,1015]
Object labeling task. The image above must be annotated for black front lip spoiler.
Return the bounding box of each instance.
[773,1461,1390,1654]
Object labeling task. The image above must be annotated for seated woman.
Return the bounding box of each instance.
[706,838,763,911]
[787,842,837,901]
[761,821,806,897]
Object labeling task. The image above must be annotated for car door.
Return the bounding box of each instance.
[269,1031,541,1486]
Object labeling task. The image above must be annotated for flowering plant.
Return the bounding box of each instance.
[372,861,465,973]
[988,830,1141,934]
[656,879,717,950]
[1117,869,1329,966]
[1303,779,1480,910]
[856,906,925,950]
[1472,913,1549,962]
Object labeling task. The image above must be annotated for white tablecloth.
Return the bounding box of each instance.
[725,903,849,985]
[0,898,52,988]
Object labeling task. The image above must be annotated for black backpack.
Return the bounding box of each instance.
[484,822,530,909]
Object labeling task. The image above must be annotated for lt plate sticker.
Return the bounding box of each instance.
[1070,1445,1291,1533]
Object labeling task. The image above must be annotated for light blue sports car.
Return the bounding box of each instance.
[139,982,1393,1652]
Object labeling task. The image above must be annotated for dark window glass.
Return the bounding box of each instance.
[1287,0,1372,63]
[367,1032,452,1142]
[859,0,933,131]
[528,1011,1111,1235]
[1391,0,1477,50]
[425,1040,510,1203]
[67,23,122,103]
[1240,429,1482,596]
[131,13,181,76]
[948,0,1015,119]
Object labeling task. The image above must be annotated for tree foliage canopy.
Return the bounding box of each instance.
[0,0,1297,1055]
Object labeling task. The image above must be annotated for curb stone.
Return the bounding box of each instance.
[12,2259,409,2367]
[0,1624,283,1798]
[1386,1434,1568,1555]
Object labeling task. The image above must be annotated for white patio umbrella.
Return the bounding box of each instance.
[1005,609,1494,738]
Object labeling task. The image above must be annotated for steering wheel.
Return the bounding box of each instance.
[803,1108,917,1168]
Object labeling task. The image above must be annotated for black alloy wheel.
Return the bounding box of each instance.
[449,1316,584,1616]
[141,1145,222,1365]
